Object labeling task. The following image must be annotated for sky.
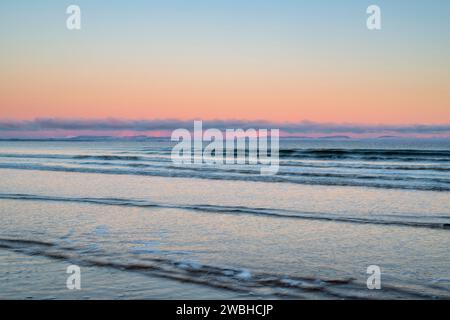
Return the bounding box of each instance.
[0,0,450,137]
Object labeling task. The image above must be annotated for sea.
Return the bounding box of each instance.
[0,138,449,299]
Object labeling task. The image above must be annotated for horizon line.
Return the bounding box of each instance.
[1,118,450,139]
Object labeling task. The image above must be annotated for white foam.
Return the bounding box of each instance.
[236,269,252,280]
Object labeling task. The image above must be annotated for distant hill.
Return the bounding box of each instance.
[318,135,351,139]
[377,135,400,139]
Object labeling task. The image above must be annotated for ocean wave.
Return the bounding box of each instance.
[0,153,144,161]
[2,148,450,162]
[282,161,450,172]
[0,237,447,299]
[279,148,450,158]
[1,146,450,192]
[1,162,450,191]
[1,193,449,230]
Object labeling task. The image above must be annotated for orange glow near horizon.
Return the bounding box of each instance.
[1,60,450,124]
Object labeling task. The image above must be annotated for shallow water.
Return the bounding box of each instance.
[0,139,449,299]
